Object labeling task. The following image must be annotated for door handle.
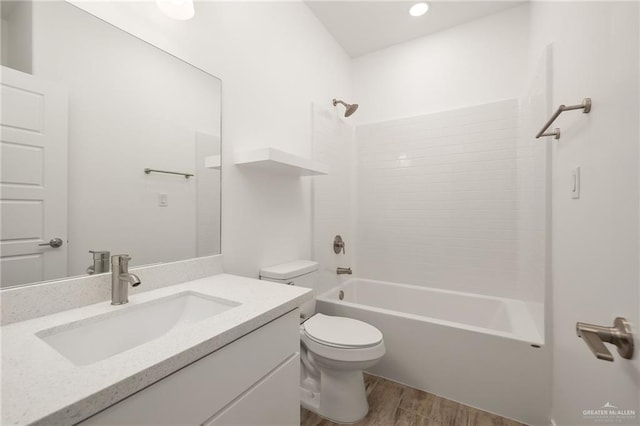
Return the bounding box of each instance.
[39,238,64,248]
[576,317,634,361]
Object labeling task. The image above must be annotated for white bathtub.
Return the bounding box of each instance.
[316,278,550,425]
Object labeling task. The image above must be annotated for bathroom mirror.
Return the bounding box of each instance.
[0,1,221,288]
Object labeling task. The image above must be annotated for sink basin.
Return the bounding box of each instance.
[36,291,240,366]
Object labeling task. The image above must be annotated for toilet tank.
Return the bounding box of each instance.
[259,260,318,321]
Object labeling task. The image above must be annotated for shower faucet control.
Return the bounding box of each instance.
[333,235,346,254]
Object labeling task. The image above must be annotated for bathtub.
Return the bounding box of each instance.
[316,278,550,425]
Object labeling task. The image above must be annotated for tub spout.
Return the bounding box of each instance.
[337,267,352,275]
[119,273,141,286]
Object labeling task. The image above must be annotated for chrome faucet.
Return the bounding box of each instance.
[111,254,141,305]
[337,267,352,275]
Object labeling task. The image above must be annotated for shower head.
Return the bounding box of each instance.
[333,98,359,117]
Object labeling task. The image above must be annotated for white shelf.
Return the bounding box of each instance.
[234,148,328,176]
[204,155,221,170]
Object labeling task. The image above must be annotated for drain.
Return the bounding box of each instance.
[339,290,344,300]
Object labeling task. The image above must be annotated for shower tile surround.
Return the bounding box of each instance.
[355,99,546,302]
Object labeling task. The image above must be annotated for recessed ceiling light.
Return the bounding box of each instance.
[409,2,429,17]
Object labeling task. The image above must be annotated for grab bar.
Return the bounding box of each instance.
[536,98,591,140]
[144,168,194,179]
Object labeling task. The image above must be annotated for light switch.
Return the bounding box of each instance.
[571,167,580,199]
[159,193,169,207]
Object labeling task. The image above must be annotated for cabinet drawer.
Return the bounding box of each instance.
[204,354,300,426]
[79,309,299,425]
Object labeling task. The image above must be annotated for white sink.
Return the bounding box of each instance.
[36,291,240,366]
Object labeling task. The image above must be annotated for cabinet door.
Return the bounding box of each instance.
[204,354,300,426]
[79,310,299,425]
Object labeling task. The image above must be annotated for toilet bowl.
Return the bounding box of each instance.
[259,261,385,423]
[299,313,385,422]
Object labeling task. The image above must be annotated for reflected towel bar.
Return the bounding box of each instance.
[536,98,591,140]
[144,168,194,179]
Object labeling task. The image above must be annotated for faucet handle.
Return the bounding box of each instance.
[111,254,131,267]
[333,235,346,254]
[89,250,110,259]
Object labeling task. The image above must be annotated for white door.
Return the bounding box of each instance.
[0,66,68,287]
[547,2,640,424]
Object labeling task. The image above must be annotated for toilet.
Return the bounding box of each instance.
[260,260,385,423]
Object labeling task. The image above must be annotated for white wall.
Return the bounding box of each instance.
[526,2,640,425]
[72,1,352,279]
[30,2,220,275]
[352,3,530,124]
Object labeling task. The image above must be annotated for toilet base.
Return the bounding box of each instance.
[300,386,320,413]
[300,369,369,423]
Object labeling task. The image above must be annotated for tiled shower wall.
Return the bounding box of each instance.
[355,99,545,301]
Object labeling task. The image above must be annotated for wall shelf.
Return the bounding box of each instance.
[234,148,329,176]
[204,155,221,170]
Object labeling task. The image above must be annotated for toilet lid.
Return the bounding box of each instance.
[302,313,383,348]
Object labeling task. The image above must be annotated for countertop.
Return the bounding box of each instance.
[1,273,312,425]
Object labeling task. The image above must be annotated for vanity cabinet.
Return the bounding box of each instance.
[79,309,300,426]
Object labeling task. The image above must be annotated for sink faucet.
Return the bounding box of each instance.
[111,254,141,305]
[337,267,352,275]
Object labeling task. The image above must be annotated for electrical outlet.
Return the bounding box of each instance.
[159,193,169,207]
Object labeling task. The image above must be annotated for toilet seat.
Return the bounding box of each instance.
[300,314,385,363]
[302,313,383,349]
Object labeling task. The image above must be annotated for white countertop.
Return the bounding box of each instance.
[1,273,312,425]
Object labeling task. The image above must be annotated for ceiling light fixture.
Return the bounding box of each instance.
[157,0,195,20]
[409,2,429,17]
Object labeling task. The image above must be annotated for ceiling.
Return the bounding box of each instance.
[305,1,525,58]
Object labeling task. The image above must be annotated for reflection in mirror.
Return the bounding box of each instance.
[0,1,222,288]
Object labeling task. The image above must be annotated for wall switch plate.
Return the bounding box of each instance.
[159,193,169,207]
[571,167,580,199]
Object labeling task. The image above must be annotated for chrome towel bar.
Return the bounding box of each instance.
[536,97,591,140]
[144,168,194,179]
